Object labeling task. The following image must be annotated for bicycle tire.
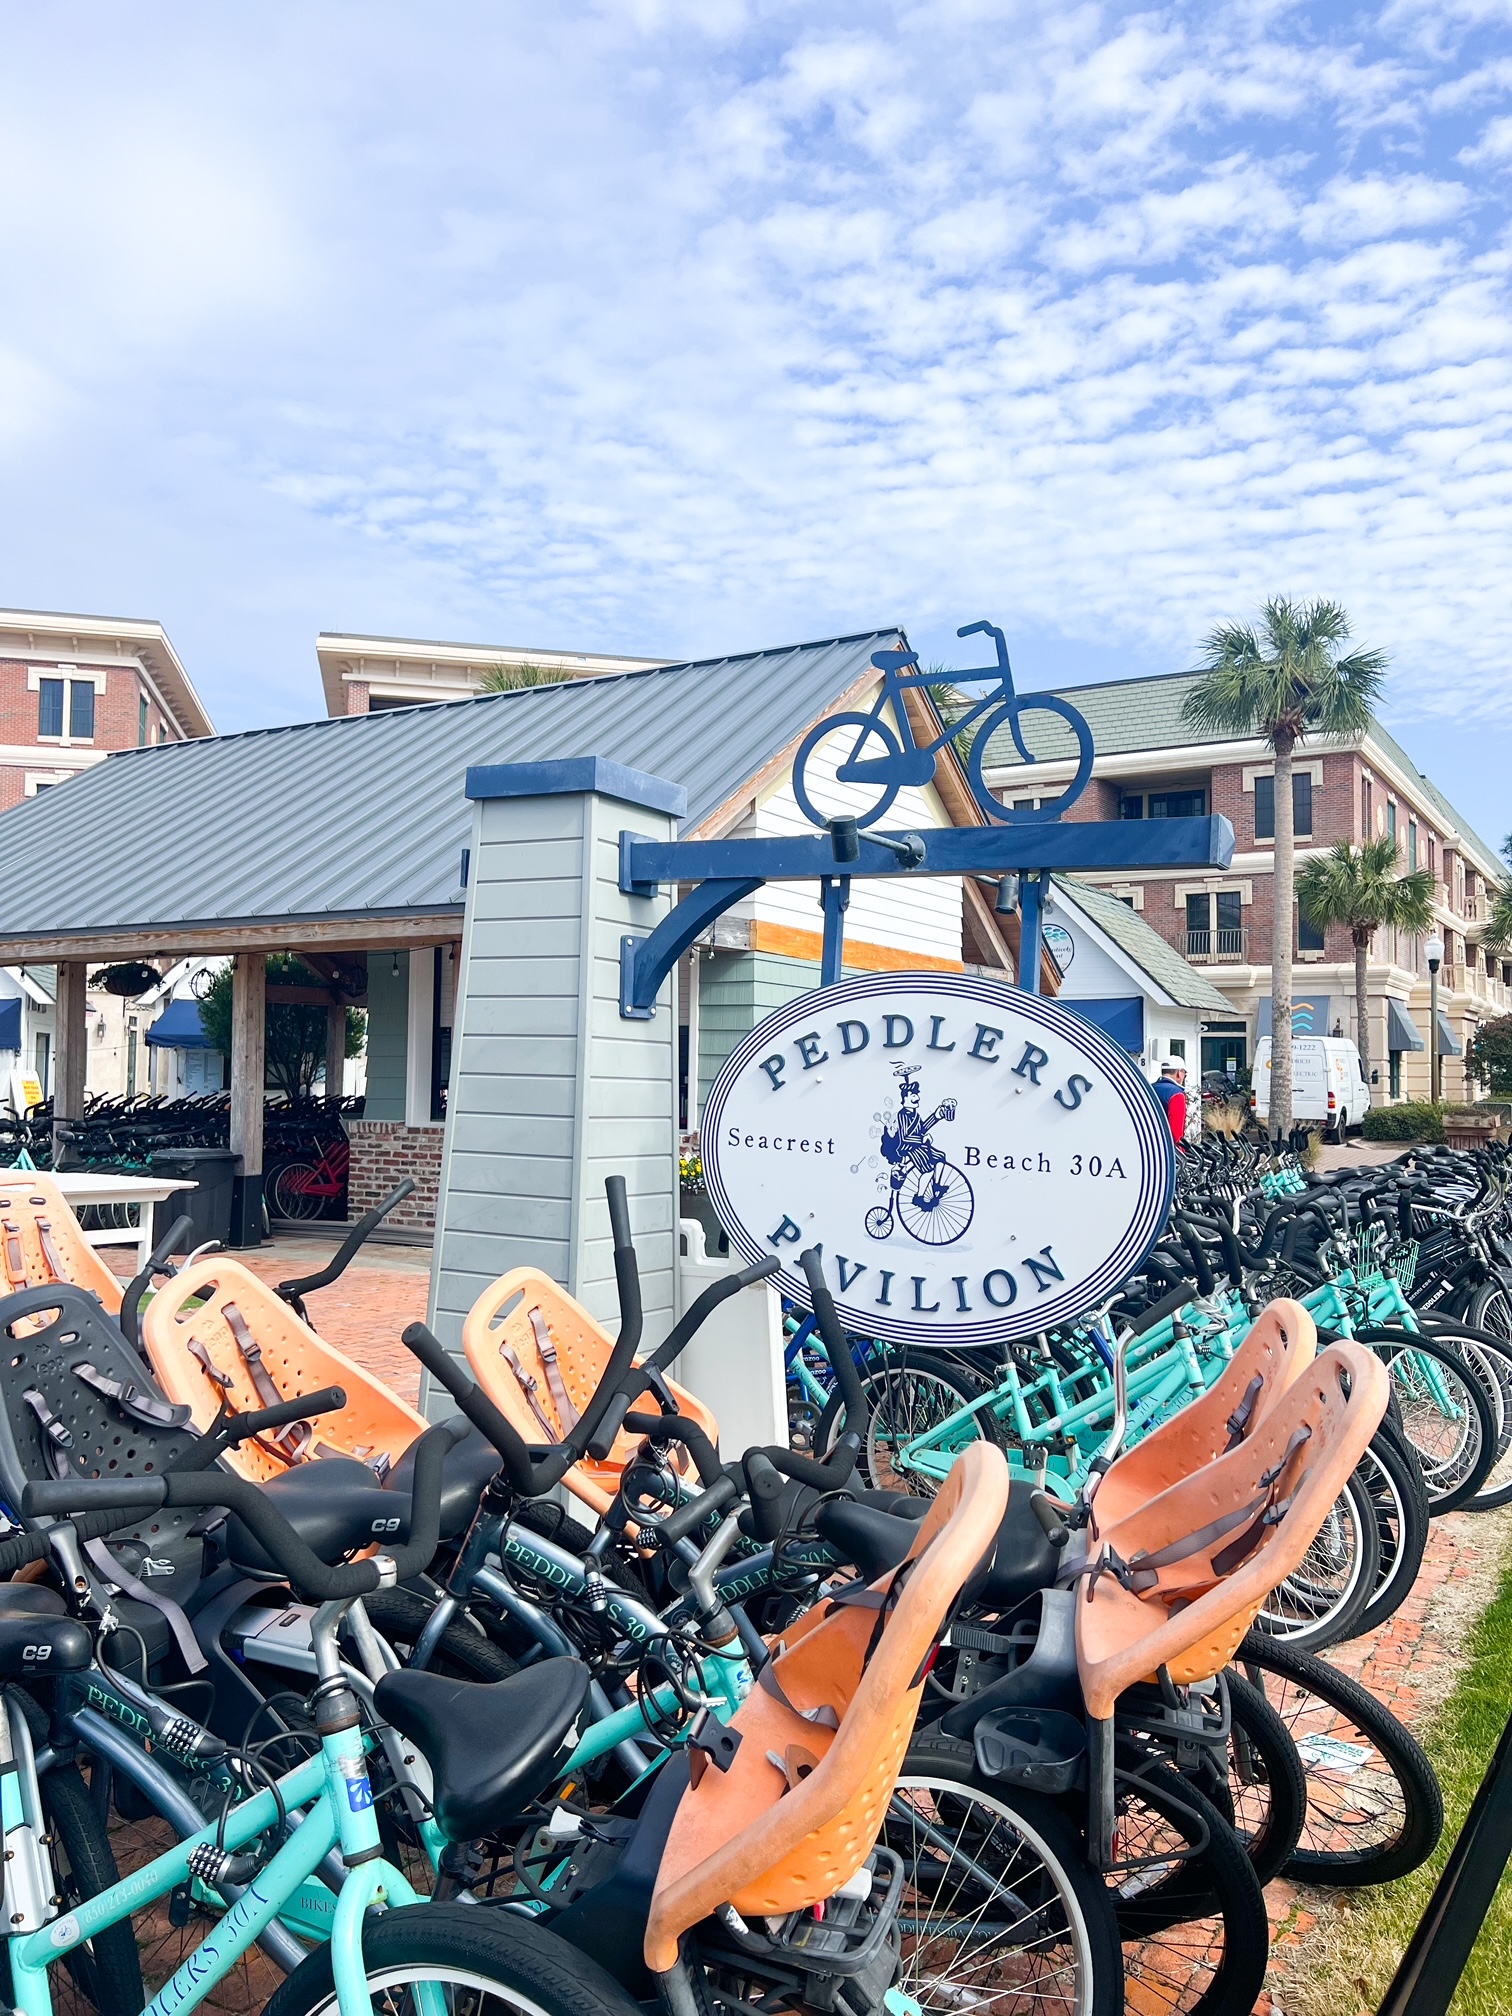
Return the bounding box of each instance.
[1108,1753,1270,2016]
[895,1732,1124,2016]
[1355,1426,1430,1638]
[1222,1670,1308,1887]
[965,697,1095,826]
[1468,1279,1512,1342]
[0,1758,145,2016]
[1235,1629,1443,1885]
[270,1163,324,1223]
[1253,1468,1378,1652]
[818,1347,1000,1496]
[1418,1321,1512,1511]
[264,1902,643,2016]
[1365,1331,1495,1514]
[792,710,903,831]
[359,1587,519,1682]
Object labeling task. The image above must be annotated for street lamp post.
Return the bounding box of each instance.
[1426,935,1445,1104]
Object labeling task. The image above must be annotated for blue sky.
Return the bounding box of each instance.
[1,1,1509,844]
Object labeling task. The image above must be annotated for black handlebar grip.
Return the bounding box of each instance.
[659,1472,738,1548]
[606,1174,632,1253]
[276,1180,418,1302]
[0,1527,58,1576]
[401,1324,537,1493]
[227,1387,347,1441]
[119,1211,197,1349]
[1128,1281,1195,1337]
[742,1451,790,1543]
[586,1391,632,1462]
[24,1478,168,1518]
[736,1255,781,1288]
[798,1248,869,1437]
[623,1411,724,1488]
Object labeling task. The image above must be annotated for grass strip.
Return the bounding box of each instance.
[1294,1534,1512,2016]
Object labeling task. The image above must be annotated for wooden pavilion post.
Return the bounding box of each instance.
[229,953,266,1245]
[52,960,89,1157]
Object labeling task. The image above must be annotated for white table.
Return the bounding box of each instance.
[51,1171,198,1275]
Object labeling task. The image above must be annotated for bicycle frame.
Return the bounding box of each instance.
[6,1607,431,2016]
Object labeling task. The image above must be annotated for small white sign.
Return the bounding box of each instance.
[703,972,1174,1347]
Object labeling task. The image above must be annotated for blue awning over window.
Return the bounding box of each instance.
[145,999,217,1051]
[0,999,19,1053]
[1436,1010,1463,1058]
[1061,996,1144,1053]
[1386,1001,1425,1054]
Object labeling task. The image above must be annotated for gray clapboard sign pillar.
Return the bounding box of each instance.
[424,759,684,1403]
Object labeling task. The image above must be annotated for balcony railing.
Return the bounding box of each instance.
[1186,927,1248,962]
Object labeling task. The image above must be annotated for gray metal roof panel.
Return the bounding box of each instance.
[0,630,899,940]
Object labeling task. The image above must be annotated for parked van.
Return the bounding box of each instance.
[1252,1036,1371,1139]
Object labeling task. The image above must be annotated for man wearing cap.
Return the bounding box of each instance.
[1153,1056,1188,1149]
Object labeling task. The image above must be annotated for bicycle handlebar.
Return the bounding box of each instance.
[23,1420,463,1598]
[622,1410,724,1490]
[165,1387,348,1472]
[798,1247,869,1447]
[120,1213,195,1349]
[276,1179,417,1310]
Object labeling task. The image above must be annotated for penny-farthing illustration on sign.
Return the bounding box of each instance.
[703,971,1174,1348]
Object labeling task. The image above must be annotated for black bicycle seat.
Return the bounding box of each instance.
[224,1459,399,1574]
[375,1656,590,1841]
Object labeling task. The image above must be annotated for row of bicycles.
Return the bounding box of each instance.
[0,1146,1497,2016]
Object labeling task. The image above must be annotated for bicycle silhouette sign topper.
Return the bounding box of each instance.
[791,620,1095,833]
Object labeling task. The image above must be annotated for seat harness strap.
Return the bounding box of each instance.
[529,1309,579,1435]
[221,1304,312,1458]
[500,1344,558,1441]
[2,1223,26,1289]
[1224,1375,1266,1450]
[71,1364,192,1431]
[34,1221,69,1283]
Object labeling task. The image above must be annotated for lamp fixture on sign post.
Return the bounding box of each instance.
[1426,936,1445,1104]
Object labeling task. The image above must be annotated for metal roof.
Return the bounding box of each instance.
[0,630,898,945]
[1052,876,1234,1013]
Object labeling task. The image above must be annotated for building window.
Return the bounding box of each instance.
[1362,777,1372,836]
[1389,1051,1402,1097]
[37,679,64,737]
[1012,798,1036,811]
[1293,773,1312,836]
[1216,890,1242,942]
[138,695,148,746]
[69,681,95,739]
[1120,795,1144,819]
[1387,801,1397,844]
[1186,893,1210,954]
[1148,788,1205,819]
[1427,833,1436,876]
[1167,1038,1186,1059]
[1408,820,1418,873]
[1299,912,1326,953]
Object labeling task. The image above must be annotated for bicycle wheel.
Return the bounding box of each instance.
[1253,1469,1377,1651]
[0,1760,145,2016]
[897,1162,975,1245]
[265,1903,642,2016]
[1222,1671,1308,1888]
[1425,1324,1512,1511]
[965,698,1095,825]
[359,1587,520,1682]
[1355,1427,1430,1638]
[893,1735,1124,2016]
[1468,1278,1512,1342]
[1110,1756,1270,2016]
[1372,1333,1494,1514]
[818,1348,998,1496]
[1235,1630,1443,1885]
[270,1162,324,1222]
[792,710,903,831]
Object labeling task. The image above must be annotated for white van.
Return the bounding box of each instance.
[1252,1036,1371,1139]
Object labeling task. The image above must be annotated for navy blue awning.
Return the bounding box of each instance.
[146,999,217,1050]
[1061,996,1144,1053]
[1436,1009,1463,1058]
[1387,1000,1425,1054]
[0,999,19,1053]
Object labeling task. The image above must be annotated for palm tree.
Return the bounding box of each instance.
[1182,598,1388,1138]
[1297,839,1435,1088]
[1484,835,1512,957]
[477,661,574,693]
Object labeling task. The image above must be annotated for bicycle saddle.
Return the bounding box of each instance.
[224,1458,398,1573]
[375,1656,591,1842]
[0,1582,90,1674]
[817,1483,1060,1612]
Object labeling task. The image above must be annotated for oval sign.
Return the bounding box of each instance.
[702,972,1174,1347]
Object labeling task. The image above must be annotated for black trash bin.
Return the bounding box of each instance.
[150,1148,242,1252]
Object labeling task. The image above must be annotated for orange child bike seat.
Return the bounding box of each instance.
[643,1441,1010,1978]
[463,1268,718,1516]
[1076,1339,1387,1719]
[0,1174,123,1316]
[142,1256,426,1482]
[1090,1298,1317,1532]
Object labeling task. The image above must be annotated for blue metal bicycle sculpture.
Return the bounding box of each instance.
[792,618,1095,830]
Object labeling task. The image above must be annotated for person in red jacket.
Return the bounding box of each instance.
[1153,1056,1188,1149]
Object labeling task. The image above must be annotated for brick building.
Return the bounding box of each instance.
[980,672,1507,1105]
[0,608,213,812]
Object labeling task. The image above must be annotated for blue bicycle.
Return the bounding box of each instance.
[791,619,1094,830]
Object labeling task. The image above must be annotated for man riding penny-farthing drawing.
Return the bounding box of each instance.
[866,1064,975,1245]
